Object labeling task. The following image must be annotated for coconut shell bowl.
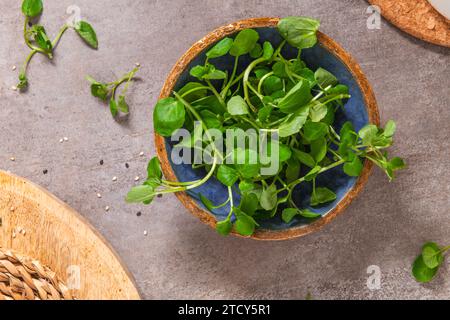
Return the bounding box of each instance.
[155,17,380,241]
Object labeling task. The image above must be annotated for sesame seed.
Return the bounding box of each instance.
[143,230,148,236]
[59,138,64,143]
[43,169,48,175]
[139,151,145,157]
[10,157,15,161]
[112,176,117,182]
[12,66,16,71]
[105,206,110,212]
[136,211,142,217]
[100,159,104,165]
[157,194,163,198]
[22,230,26,236]
[97,193,102,198]
[135,62,141,67]
[125,163,129,169]
[10,207,15,212]
[12,232,16,238]
[11,86,17,91]
[134,176,140,181]
[63,137,69,142]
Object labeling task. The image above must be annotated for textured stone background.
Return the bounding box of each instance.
[0,0,449,299]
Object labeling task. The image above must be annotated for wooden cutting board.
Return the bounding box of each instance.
[0,170,141,300]
[368,0,449,47]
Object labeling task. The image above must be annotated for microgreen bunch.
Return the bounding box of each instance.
[127,17,405,237]
[86,66,140,118]
[17,0,97,89]
[412,242,450,283]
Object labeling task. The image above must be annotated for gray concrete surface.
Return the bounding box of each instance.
[0,0,449,299]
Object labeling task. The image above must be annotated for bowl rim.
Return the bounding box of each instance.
[155,17,380,241]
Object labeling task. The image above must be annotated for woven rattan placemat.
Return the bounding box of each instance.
[0,248,73,300]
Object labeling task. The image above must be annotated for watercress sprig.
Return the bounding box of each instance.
[87,66,140,118]
[17,0,98,89]
[412,242,450,283]
[127,16,406,237]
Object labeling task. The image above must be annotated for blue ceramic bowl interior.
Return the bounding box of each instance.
[165,27,369,231]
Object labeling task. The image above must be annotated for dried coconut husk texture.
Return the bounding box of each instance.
[369,0,449,47]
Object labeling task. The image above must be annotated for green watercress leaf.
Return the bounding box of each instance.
[315,67,338,89]
[153,97,186,137]
[412,254,439,283]
[217,165,239,187]
[311,187,336,206]
[126,185,155,203]
[227,95,249,115]
[343,153,363,177]
[278,80,312,114]
[74,21,98,49]
[277,16,320,49]
[260,184,277,211]
[216,219,233,236]
[230,29,259,57]
[303,121,328,141]
[147,157,162,180]
[206,37,234,59]
[22,0,43,17]
[421,242,443,269]
[118,95,129,113]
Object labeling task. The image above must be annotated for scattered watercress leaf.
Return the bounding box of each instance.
[74,21,98,49]
[22,0,43,18]
[147,157,162,180]
[412,254,439,283]
[109,99,118,117]
[118,95,129,113]
[421,242,443,269]
[126,185,155,203]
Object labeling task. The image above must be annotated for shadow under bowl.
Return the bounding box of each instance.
[155,17,380,240]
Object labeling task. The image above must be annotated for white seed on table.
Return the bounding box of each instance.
[12,65,16,71]
[97,193,102,198]
[143,230,148,236]
[112,176,117,182]
[105,206,110,212]
[139,151,145,157]
[10,157,15,161]
[22,229,26,236]
[135,62,140,67]
[11,86,17,91]
[59,138,64,143]
[63,137,68,142]
[134,176,140,181]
